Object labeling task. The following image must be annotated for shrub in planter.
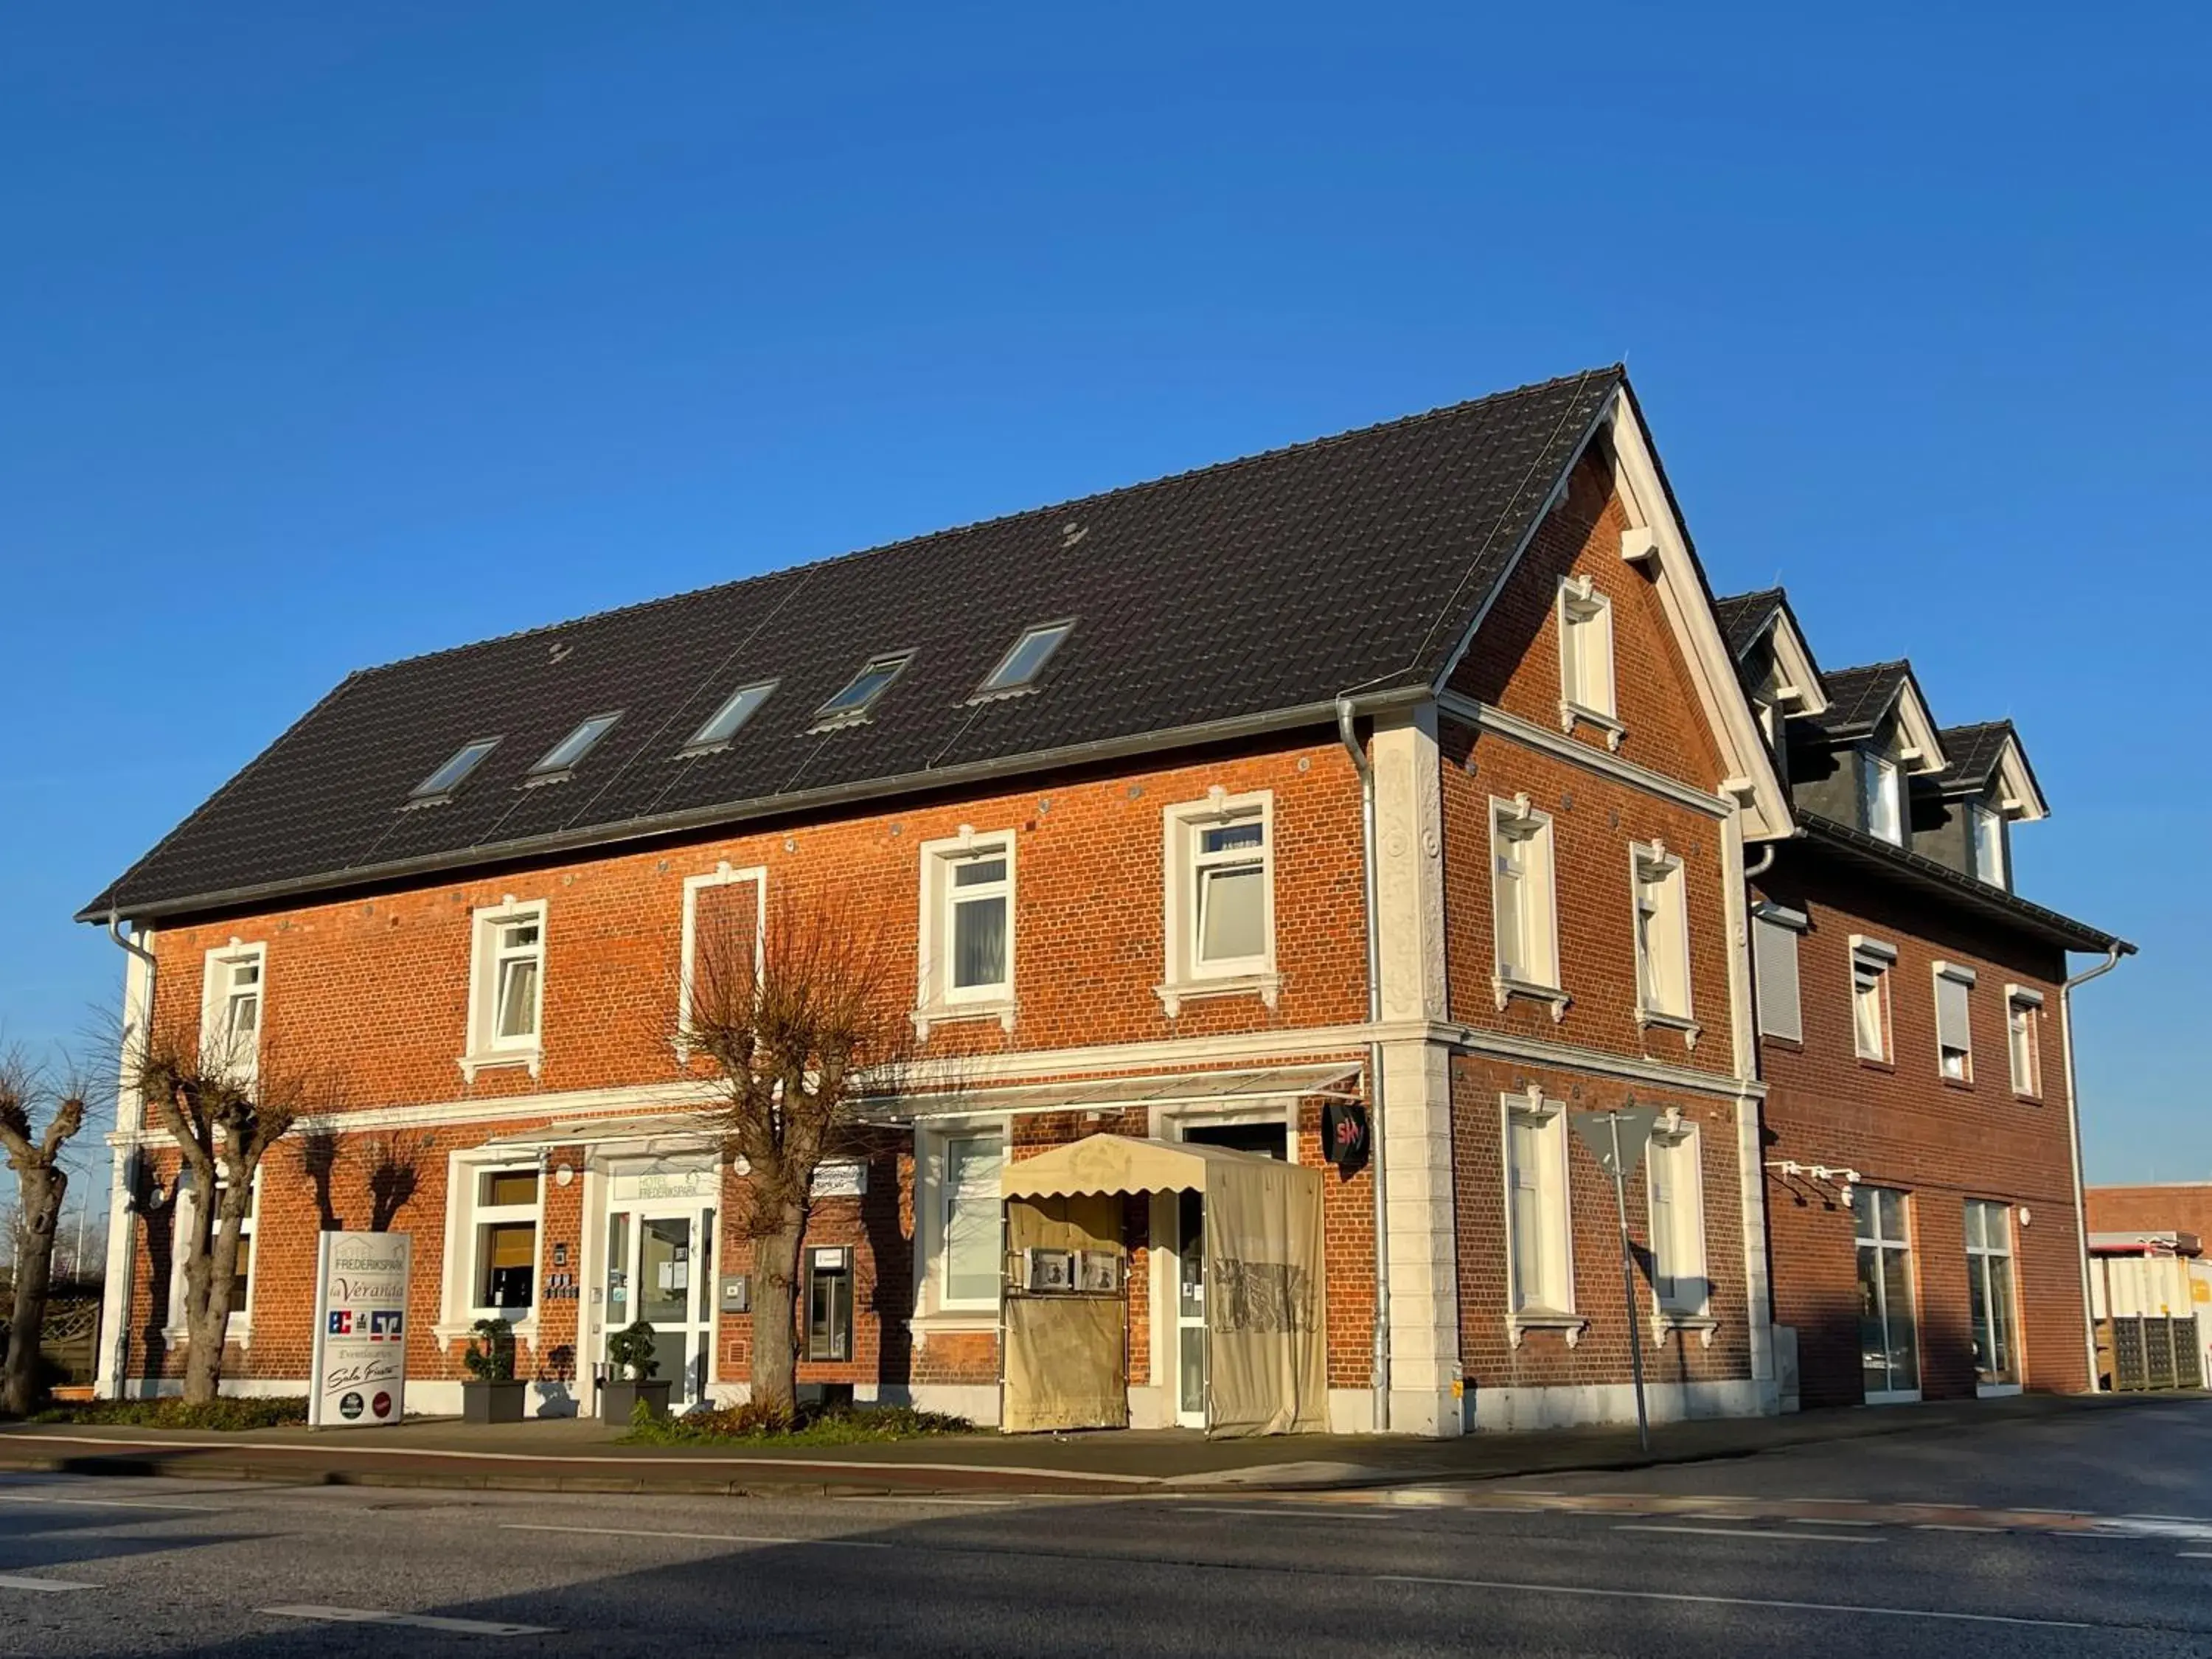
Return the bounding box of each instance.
[599,1319,672,1425]
[462,1318,528,1425]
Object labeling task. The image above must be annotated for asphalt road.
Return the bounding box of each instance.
[2,1401,2210,1658]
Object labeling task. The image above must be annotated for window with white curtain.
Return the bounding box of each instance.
[1160,792,1277,1009]
[201,943,266,1078]
[1851,937,1896,1062]
[941,1133,1005,1308]
[1492,798,1559,992]
[1646,1125,1708,1316]
[1557,576,1617,722]
[1503,1094,1571,1315]
[917,833,1015,1023]
[1862,751,1903,844]
[465,902,546,1075]
[1970,802,2007,889]
[1630,844,1691,1021]
[2006,987,2043,1097]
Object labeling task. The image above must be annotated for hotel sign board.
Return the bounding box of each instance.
[308,1231,412,1429]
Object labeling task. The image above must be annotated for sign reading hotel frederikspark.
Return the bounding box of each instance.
[308,1231,412,1429]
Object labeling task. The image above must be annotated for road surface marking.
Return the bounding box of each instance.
[261,1606,551,1635]
[0,1573,98,1593]
[2178,1551,2212,1559]
[834,1495,1018,1507]
[1376,1573,2093,1630]
[1615,1524,1883,1544]
[501,1522,890,1550]
[1787,1516,1880,1527]
[1916,1523,2004,1534]
[0,1492,223,1513]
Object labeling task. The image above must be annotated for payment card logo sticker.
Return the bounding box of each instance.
[369,1310,403,1341]
[328,1311,354,1336]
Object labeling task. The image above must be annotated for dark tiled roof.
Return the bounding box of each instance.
[1806,661,1910,739]
[1711,588,1784,660]
[1931,721,2015,788]
[86,367,1625,921]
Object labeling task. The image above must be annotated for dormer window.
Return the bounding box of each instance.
[1861,751,1902,845]
[1969,801,2006,889]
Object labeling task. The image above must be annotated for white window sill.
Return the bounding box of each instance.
[907,1309,1002,1334]
[458,1046,542,1083]
[1493,975,1571,1022]
[1976,1381,2023,1399]
[1635,1007,1702,1049]
[1155,971,1282,1018]
[161,1321,253,1351]
[912,999,1017,1040]
[1652,1311,1719,1348]
[1559,700,1627,751]
[1507,1309,1587,1348]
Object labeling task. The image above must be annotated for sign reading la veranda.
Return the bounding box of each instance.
[308,1231,412,1429]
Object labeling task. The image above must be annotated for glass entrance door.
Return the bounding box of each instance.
[1175,1190,1206,1427]
[603,1203,717,1406]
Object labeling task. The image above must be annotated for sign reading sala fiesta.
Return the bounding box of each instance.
[308,1231,413,1429]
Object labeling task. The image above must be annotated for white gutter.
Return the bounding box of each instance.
[99,911,158,1399]
[1337,698,1390,1433]
[2060,942,2128,1393]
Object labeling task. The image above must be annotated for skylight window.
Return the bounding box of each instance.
[527,712,621,780]
[408,738,500,804]
[812,653,913,728]
[974,622,1074,699]
[684,681,777,754]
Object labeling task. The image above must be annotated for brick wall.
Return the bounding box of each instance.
[1754,846,2086,1404]
[2087,1185,2212,1240]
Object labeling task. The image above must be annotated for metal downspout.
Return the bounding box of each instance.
[102,911,157,1399]
[1338,698,1390,1433]
[2060,942,2126,1392]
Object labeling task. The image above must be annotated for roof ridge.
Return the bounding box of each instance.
[349,364,1627,679]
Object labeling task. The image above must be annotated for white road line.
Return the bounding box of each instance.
[261,1605,552,1636]
[1916,1523,2005,1534]
[501,1522,891,1551]
[1615,1524,1884,1545]
[0,1573,100,1593]
[2177,1551,2212,1559]
[1376,1573,2094,1630]
[834,1496,1018,1507]
[0,1492,223,1513]
[1787,1516,1880,1527]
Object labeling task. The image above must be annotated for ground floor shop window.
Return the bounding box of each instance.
[473,1168,540,1312]
[1855,1185,1919,1400]
[1966,1199,2020,1388]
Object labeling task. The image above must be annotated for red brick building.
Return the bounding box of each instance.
[84,367,2121,1434]
[1714,594,2130,1408]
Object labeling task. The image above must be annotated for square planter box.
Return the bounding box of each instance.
[600,1379,673,1425]
[462,1380,529,1425]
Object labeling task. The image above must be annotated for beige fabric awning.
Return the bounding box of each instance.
[892,1061,1360,1122]
[1001,1133,1288,1200]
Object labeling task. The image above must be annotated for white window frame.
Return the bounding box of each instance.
[1646,1115,1714,1340]
[2006,984,2045,1099]
[1156,788,1279,1015]
[1490,794,1565,1017]
[914,829,1018,1035]
[1556,575,1624,748]
[1969,801,2007,889]
[1933,960,1977,1084]
[436,1148,546,1341]
[1501,1088,1582,1345]
[1965,1198,2022,1395]
[1862,750,1903,845]
[199,940,267,1081]
[164,1164,259,1349]
[1856,1185,1921,1404]
[677,862,768,1057]
[912,1120,1009,1321]
[460,898,546,1082]
[1629,841,1697,1041]
[1850,935,1896,1062]
[1752,903,1807,1043]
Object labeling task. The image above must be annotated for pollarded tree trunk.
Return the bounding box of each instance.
[749,1194,809,1419]
[2,1164,66,1417]
[180,1176,250,1405]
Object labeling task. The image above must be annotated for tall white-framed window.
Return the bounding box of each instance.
[2006,985,2044,1098]
[1752,904,1807,1042]
[1158,789,1279,1015]
[1969,801,2007,889]
[1933,961,1977,1083]
[915,829,1015,1034]
[1491,794,1562,1011]
[462,900,546,1079]
[1501,1088,1579,1343]
[470,1166,542,1317]
[678,863,768,1053]
[165,1166,258,1347]
[199,942,266,1079]
[914,1124,1006,1319]
[1630,842,1694,1033]
[1646,1117,1711,1333]
[1861,751,1903,845]
[1557,574,1621,745]
[1855,1185,1920,1402]
[1964,1199,2020,1392]
[1851,936,1896,1062]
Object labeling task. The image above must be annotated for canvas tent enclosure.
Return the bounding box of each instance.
[998,1135,1326,1436]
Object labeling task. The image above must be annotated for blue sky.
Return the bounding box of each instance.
[2,4,2202,1183]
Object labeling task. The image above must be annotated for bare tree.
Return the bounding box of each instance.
[0,1049,88,1416]
[136,1018,340,1404]
[681,894,921,1419]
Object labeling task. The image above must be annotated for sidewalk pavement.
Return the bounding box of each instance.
[0,1391,2194,1499]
